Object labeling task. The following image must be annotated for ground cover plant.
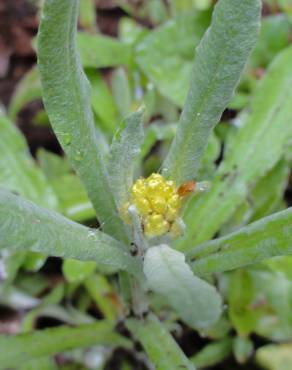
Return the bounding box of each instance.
[0,0,292,369]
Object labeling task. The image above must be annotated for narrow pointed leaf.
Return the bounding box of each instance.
[38,0,128,242]
[178,45,292,250]
[163,0,261,184]
[144,245,222,329]
[8,67,42,120]
[189,207,292,276]
[0,322,131,369]
[108,110,144,208]
[191,338,232,369]
[0,188,141,277]
[0,114,57,209]
[126,314,195,370]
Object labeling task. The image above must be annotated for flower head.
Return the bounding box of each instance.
[122,173,192,238]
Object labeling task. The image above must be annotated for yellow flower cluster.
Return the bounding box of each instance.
[122,173,184,238]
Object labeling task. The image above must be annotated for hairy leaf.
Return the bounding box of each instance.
[189,207,292,275]
[144,245,222,329]
[0,322,130,369]
[0,189,141,277]
[178,45,292,250]
[163,0,261,184]
[38,0,128,242]
[126,314,195,370]
[108,110,144,208]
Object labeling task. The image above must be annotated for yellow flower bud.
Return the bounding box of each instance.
[134,197,151,216]
[144,214,169,237]
[121,173,190,238]
[150,196,167,214]
[165,206,177,222]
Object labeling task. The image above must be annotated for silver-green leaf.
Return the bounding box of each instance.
[0,188,141,277]
[189,206,292,276]
[126,314,195,370]
[38,0,128,242]
[163,0,261,184]
[177,45,292,251]
[0,322,131,370]
[144,245,222,329]
[108,110,144,208]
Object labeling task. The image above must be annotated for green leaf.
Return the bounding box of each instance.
[226,265,292,341]
[178,45,292,250]
[0,188,141,277]
[20,357,58,370]
[23,252,47,272]
[144,245,222,329]
[0,250,26,286]
[136,10,210,106]
[84,274,119,320]
[233,336,253,364]
[0,322,131,370]
[0,114,58,209]
[8,67,42,120]
[78,32,133,68]
[63,259,96,283]
[249,14,292,68]
[38,149,96,222]
[108,110,144,208]
[189,207,292,276]
[79,0,96,32]
[126,314,195,370]
[37,149,71,181]
[111,67,132,119]
[141,122,176,159]
[38,0,128,242]
[88,70,118,134]
[162,0,261,184]
[228,270,258,336]
[219,160,289,236]
[191,338,232,369]
[51,174,96,222]
[256,343,292,370]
